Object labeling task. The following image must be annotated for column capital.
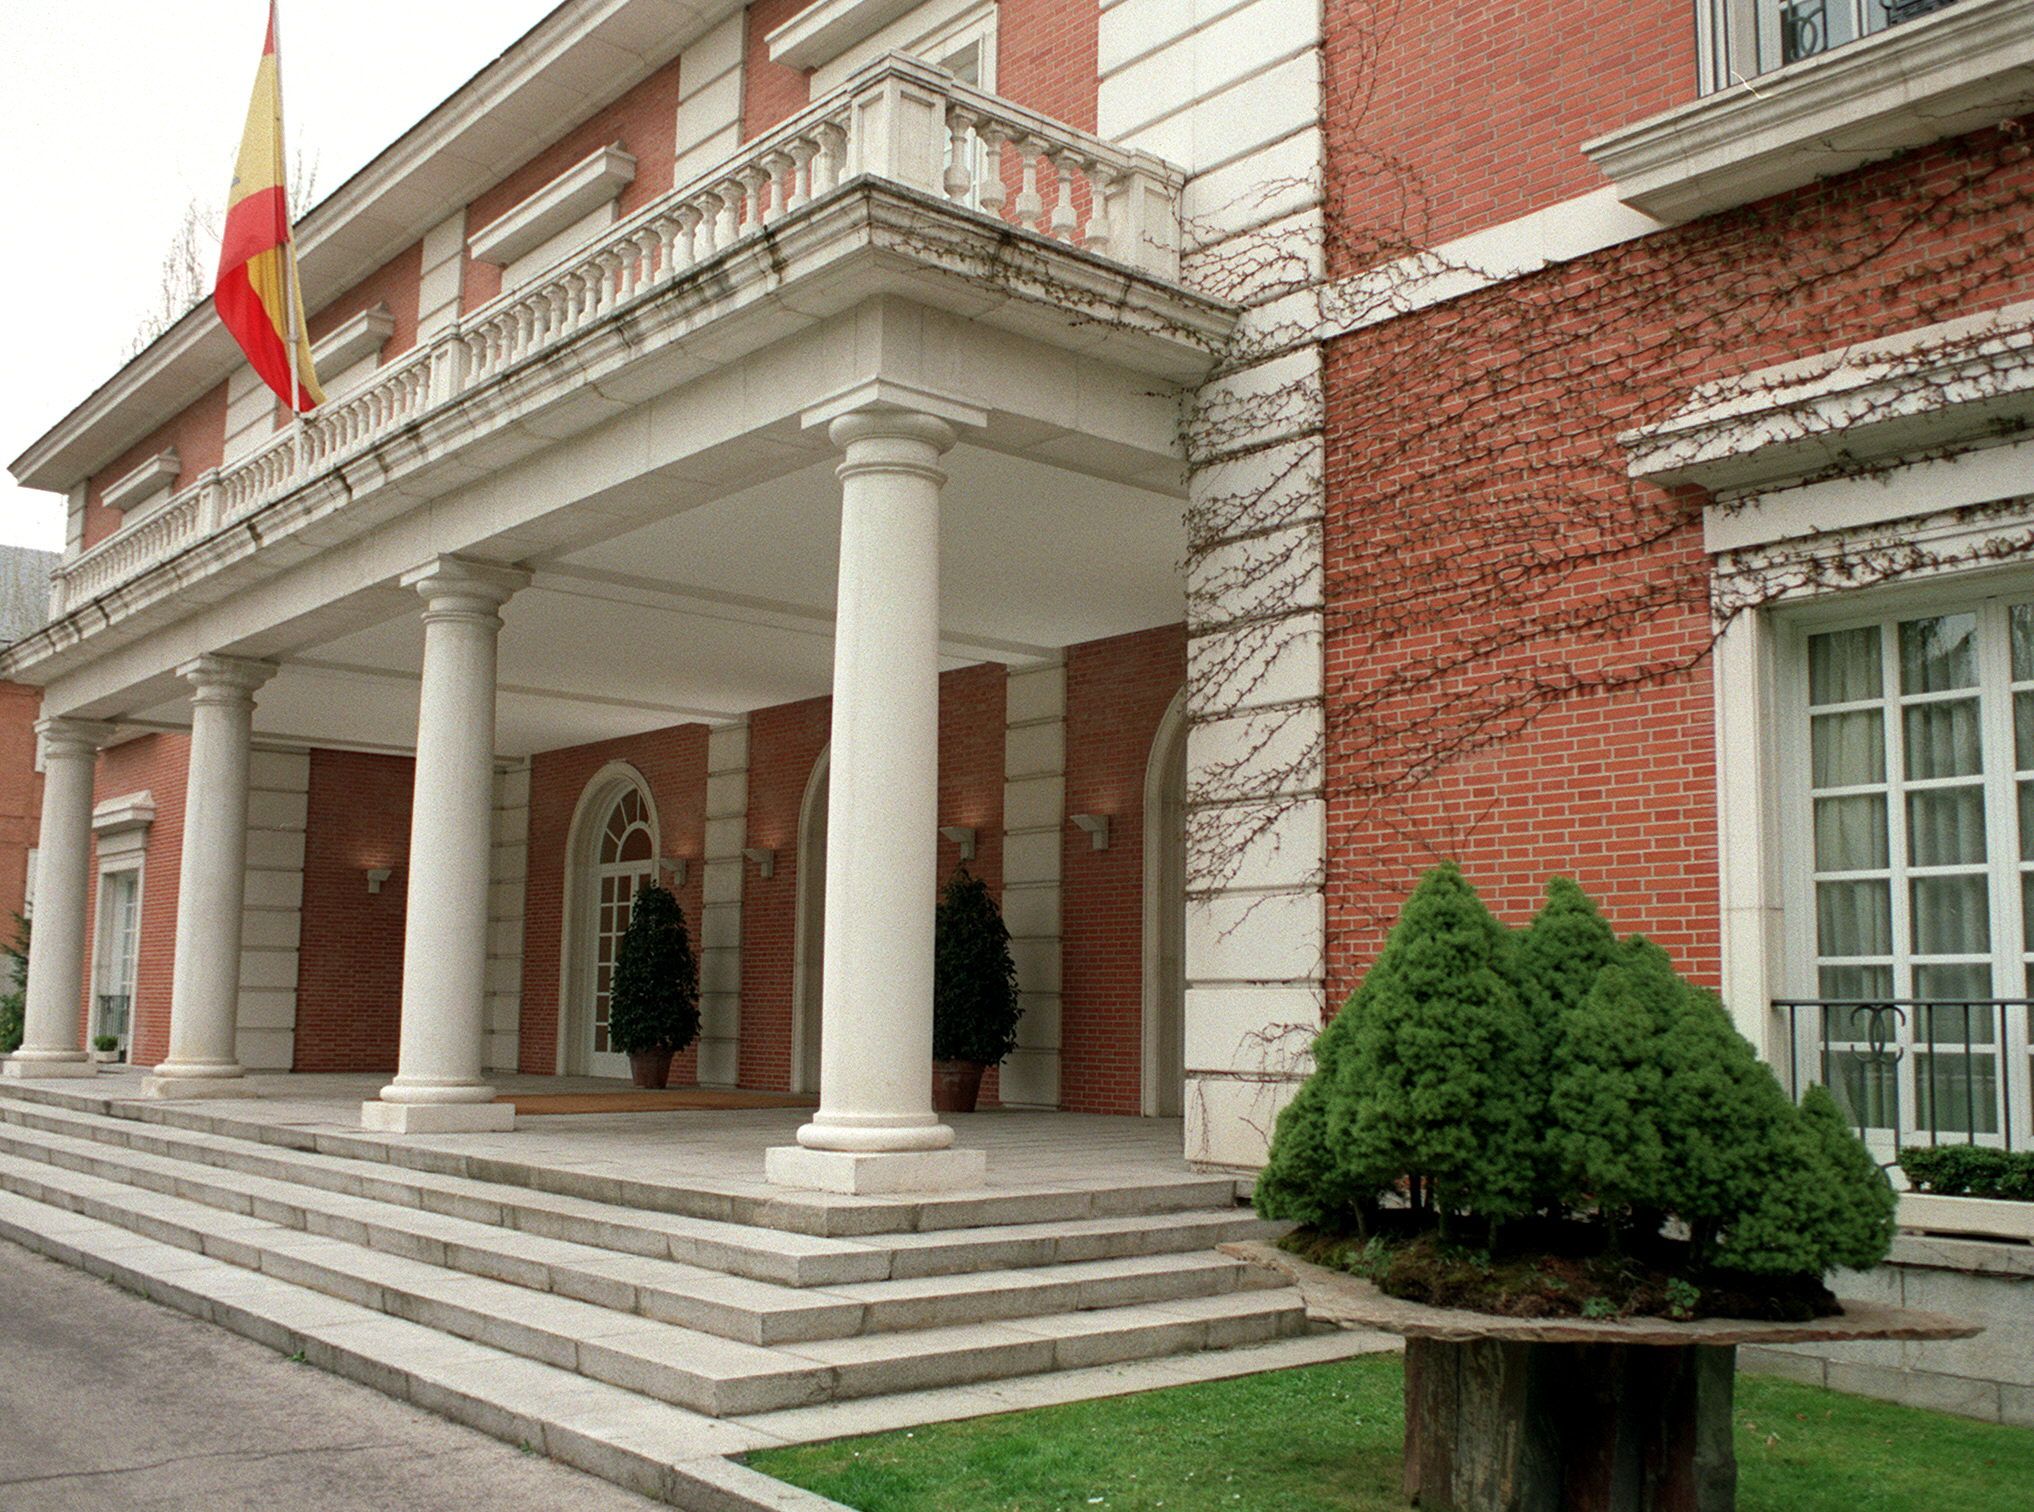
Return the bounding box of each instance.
[801,378,986,438]
[176,654,278,702]
[34,716,116,761]
[826,411,959,460]
[401,555,531,617]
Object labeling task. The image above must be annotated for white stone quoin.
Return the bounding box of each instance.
[363,557,529,1134]
[146,656,277,1098]
[767,410,987,1194]
[4,718,114,1078]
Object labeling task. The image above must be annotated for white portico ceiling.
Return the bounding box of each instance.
[121,444,1187,758]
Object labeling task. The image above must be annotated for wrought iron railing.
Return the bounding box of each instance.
[1776,998,2032,1154]
[1778,0,1962,67]
[45,52,1185,618]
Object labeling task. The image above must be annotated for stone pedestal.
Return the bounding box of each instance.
[1220,1239,1984,1512]
[1403,1337,1735,1512]
[361,1099,517,1135]
[765,1144,987,1194]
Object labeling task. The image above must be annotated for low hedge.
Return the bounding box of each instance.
[1899,1145,2034,1203]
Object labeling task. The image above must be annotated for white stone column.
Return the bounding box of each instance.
[4,717,114,1079]
[145,656,276,1098]
[363,557,528,1134]
[766,411,986,1193]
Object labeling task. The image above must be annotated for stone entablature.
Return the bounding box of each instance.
[19,54,1200,642]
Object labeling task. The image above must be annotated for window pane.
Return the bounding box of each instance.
[2020,779,2034,858]
[1817,879,1891,956]
[1899,614,1978,694]
[1911,962,1994,1007]
[1904,700,1982,779]
[1808,626,1882,705]
[1818,963,1893,1001]
[2013,604,2034,681]
[1811,710,1885,787]
[1828,1051,1898,1132]
[617,827,653,863]
[1911,874,1991,955]
[1915,1052,1999,1137]
[1813,795,1887,870]
[1906,787,1986,867]
[2017,692,2034,771]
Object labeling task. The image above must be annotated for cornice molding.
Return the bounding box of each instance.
[99,450,181,515]
[1583,0,2034,224]
[468,145,637,267]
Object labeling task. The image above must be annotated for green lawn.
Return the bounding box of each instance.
[746,1355,2034,1512]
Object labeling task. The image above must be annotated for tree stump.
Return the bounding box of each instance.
[1403,1337,1736,1511]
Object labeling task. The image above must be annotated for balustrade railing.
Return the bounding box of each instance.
[45,53,1184,618]
[1778,997,2034,1155]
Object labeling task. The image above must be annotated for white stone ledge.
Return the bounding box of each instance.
[468,145,638,267]
[1584,0,2034,224]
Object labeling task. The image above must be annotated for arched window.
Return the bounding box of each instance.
[568,773,659,1077]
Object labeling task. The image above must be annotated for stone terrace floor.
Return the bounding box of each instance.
[62,1069,1220,1217]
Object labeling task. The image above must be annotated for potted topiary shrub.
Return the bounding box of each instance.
[606,882,700,1088]
[1258,865,1898,1315]
[931,866,1021,1113]
[90,1033,121,1064]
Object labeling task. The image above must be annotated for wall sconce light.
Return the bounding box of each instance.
[660,856,688,888]
[365,867,393,895]
[1070,814,1110,851]
[743,846,777,879]
[939,825,977,861]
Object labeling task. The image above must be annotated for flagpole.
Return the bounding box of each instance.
[272,0,305,477]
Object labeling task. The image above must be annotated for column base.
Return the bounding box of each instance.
[361,1099,516,1134]
[765,1143,987,1194]
[142,1075,261,1100]
[1,1056,99,1080]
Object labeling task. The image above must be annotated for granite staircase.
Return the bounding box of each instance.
[0,1079,1330,1508]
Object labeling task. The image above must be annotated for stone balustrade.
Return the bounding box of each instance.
[46,55,1184,618]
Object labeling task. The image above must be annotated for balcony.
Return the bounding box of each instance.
[1777,998,2034,1155]
[43,53,1203,623]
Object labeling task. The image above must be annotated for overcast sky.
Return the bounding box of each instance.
[0,0,563,552]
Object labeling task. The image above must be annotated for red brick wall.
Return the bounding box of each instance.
[1061,624,1185,1114]
[1321,122,2034,1007]
[293,750,413,1073]
[0,683,43,928]
[80,734,190,1065]
[81,384,228,552]
[462,56,687,311]
[307,239,425,358]
[1324,0,1692,270]
[742,0,814,141]
[522,726,711,1079]
[740,0,1100,142]
[735,668,1011,1094]
[996,0,1098,133]
[739,695,832,1090]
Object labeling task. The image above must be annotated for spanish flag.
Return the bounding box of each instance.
[215,2,323,412]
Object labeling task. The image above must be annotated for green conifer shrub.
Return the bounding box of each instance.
[607,884,700,1056]
[1254,868,1898,1304]
[1545,938,1680,1237]
[0,913,28,1055]
[1254,1005,1380,1230]
[932,867,1022,1066]
[1330,864,1540,1230]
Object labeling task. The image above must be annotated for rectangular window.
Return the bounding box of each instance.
[1701,0,1957,90]
[92,866,141,1057]
[1790,597,2034,1150]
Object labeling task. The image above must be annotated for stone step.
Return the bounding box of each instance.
[0,1183,1371,1509]
[0,1185,839,1509]
[0,1095,1283,1287]
[0,1151,1308,1418]
[0,1079,1239,1236]
[0,1116,1278,1346]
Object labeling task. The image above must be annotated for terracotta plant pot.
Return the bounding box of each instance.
[932,1059,986,1113]
[627,1045,675,1089]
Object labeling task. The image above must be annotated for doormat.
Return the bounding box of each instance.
[496,1088,818,1115]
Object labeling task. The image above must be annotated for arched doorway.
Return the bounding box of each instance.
[791,747,829,1094]
[562,765,659,1078]
[1142,690,1188,1116]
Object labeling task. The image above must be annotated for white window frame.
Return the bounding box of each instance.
[809,0,997,97]
[1700,0,1909,91]
[1769,575,2034,1155]
[90,858,143,1058]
